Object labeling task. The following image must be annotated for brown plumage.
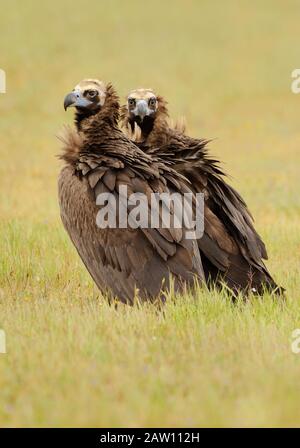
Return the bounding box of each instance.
[121,88,283,295]
[58,80,205,304]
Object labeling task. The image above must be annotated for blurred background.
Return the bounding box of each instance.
[0,0,300,427]
[0,1,299,232]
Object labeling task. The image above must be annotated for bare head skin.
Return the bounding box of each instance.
[122,88,169,140]
[64,79,107,112]
[64,79,109,130]
[126,88,158,123]
[122,89,187,143]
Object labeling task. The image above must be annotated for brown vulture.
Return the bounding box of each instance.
[120,88,283,295]
[58,80,205,304]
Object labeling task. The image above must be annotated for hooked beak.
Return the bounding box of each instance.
[64,91,92,111]
[134,100,152,121]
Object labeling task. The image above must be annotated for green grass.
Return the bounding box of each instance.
[0,0,300,427]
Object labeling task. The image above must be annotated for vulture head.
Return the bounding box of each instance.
[121,88,168,139]
[64,79,106,112]
[64,79,113,131]
[126,88,158,122]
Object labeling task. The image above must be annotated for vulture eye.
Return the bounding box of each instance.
[87,89,98,98]
[128,98,136,106]
[149,97,156,106]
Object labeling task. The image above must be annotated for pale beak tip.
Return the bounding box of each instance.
[63,92,77,111]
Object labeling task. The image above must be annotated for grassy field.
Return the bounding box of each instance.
[0,0,300,427]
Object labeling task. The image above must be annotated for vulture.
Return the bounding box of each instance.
[120,88,283,296]
[58,79,205,304]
